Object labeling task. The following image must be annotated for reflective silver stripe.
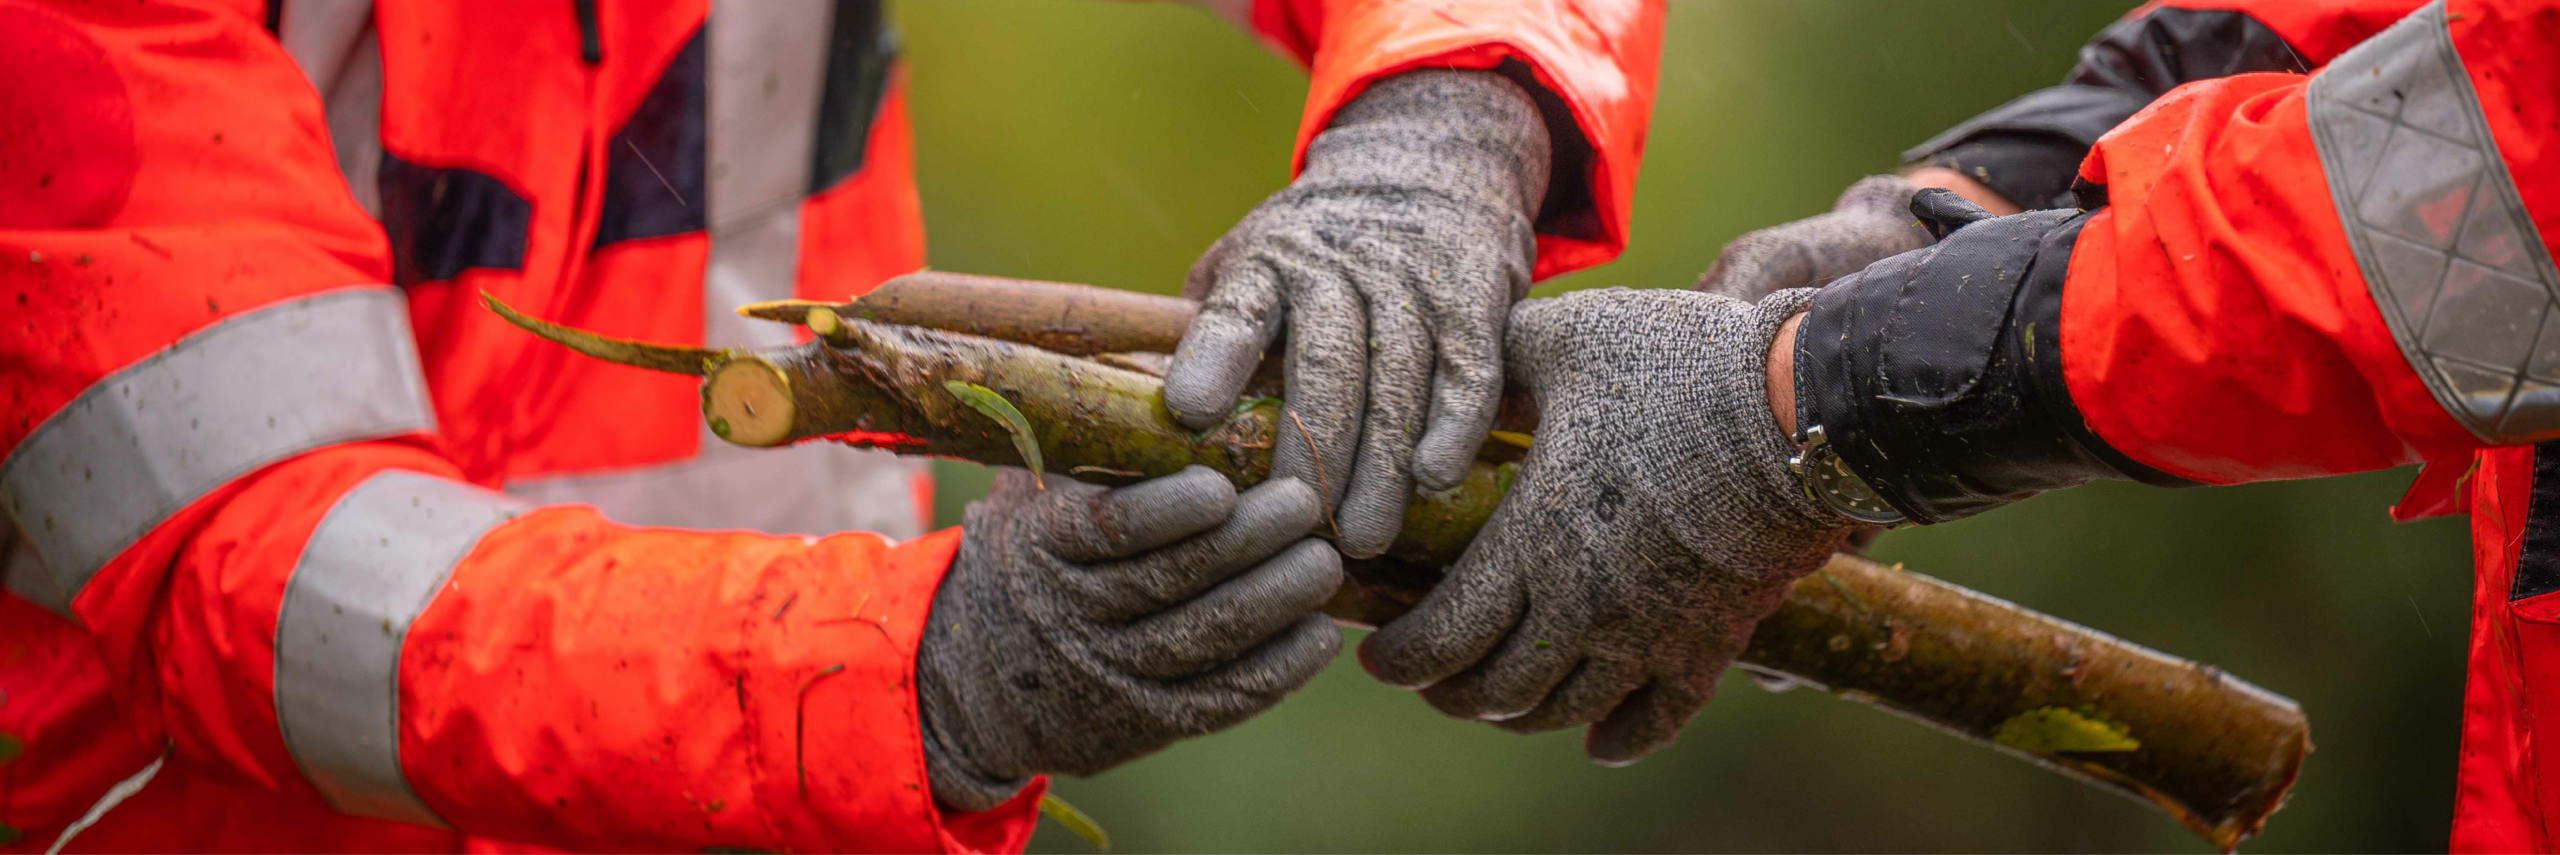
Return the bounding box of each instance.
[279,0,386,217]
[705,0,829,353]
[3,522,72,618]
[506,1,929,539]
[2308,0,2560,443]
[0,288,437,615]
[275,471,523,827]
[503,436,928,537]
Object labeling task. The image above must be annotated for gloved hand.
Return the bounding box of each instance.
[1693,175,1931,301]
[1358,287,1853,764]
[1163,69,1550,559]
[917,466,1343,811]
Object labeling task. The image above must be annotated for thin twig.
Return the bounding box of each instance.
[796,663,847,797]
[1283,410,1338,536]
[771,592,799,622]
[624,137,689,209]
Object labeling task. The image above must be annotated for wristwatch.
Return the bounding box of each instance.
[1788,425,1908,526]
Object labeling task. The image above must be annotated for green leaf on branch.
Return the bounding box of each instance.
[1993,706,2140,754]
[0,730,20,764]
[1039,793,1111,850]
[946,381,1045,488]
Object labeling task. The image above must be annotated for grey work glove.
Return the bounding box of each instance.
[1358,287,1853,764]
[1163,69,1550,559]
[1694,175,1931,302]
[917,466,1344,811]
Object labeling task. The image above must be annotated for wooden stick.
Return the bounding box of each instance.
[489,283,2309,850]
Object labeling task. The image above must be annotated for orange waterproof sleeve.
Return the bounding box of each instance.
[2059,0,2560,484]
[0,2,1033,851]
[1250,0,1664,279]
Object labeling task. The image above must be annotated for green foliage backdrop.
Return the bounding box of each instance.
[897,2,2471,850]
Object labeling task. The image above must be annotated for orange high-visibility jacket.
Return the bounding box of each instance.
[0,1,1662,851]
[1840,0,2558,846]
[2053,2,2560,846]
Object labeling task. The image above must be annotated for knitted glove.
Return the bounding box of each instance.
[1163,69,1550,559]
[917,467,1342,810]
[1359,287,1852,764]
[1694,175,1931,301]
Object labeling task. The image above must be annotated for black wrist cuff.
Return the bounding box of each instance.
[1792,208,2193,524]
[1902,7,2309,213]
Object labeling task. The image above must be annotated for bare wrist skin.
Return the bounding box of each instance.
[1768,312,1804,438]
[1901,165,2024,216]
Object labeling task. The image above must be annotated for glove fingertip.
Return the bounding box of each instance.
[1164,327,1265,430]
[1332,477,1408,560]
[1355,596,1507,689]
[1584,683,1704,766]
[1409,425,1486,492]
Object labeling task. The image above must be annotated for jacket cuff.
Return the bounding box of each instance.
[1262,0,1664,280]
[1792,208,2192,524]
[1902,85,2154,210]
[931,775,1048,855]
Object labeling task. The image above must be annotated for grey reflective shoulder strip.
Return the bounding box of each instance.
[0,288,437,616]
[2308,0,2560,443]
[275,470,523,828]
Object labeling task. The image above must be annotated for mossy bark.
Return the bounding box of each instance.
[492,276,2308,850]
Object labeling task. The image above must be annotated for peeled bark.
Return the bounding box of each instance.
[487,275,2309,850]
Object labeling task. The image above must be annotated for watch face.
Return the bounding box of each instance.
[1798,442,1907,526]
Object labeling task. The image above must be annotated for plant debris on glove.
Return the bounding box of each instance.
[1694,175,1932,302]
[1163,69,1550,560]
[917,466,1343,811]
[1359,287,1853,764]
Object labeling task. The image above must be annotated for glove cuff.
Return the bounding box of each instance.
[1301,69,1553,224]
[1681,287,1857,573]
[918,688,1034,813]
[915,526,1036,813]
[1721,287,1847,529]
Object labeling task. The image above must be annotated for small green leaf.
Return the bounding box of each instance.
[1494,462,1520,496]
[0,822,19,845]
[1040,792,1111,851]
[0,730,20,764]
[1486,430,1534,449]
[946,381,1045,488]
[1992,706,2140,754]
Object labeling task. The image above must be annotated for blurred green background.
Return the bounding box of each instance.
[896,2,2473,851]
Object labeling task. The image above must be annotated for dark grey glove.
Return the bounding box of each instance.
[1693,175,1931,302]
[1162,69,1550,559]
[1358,287,1853,764]
[917,466,1343,811]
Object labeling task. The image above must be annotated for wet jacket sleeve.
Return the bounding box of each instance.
[1905,0,2423,210]
[1249,0,1665,279]
[0,3,1034,851]
[1792,0,2560,523]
